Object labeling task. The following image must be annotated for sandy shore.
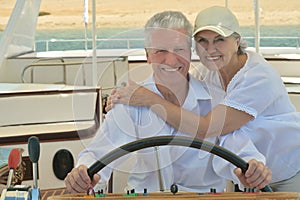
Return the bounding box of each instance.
[1,0,300,30]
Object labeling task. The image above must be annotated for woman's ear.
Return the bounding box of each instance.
[236,37,241,46]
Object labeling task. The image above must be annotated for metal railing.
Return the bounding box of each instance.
[34,36,300,52]
[21,57,126,86]
[34,38,145,52]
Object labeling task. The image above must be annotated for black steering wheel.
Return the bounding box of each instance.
[87,135,272,192]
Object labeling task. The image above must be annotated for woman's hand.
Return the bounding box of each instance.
[105,80,155,112]
[234,159,272,190]
[104,88,117,113]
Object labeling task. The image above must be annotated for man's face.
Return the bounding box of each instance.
[146,28,191,85]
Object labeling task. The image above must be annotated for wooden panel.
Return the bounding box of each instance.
[47,192,300,200]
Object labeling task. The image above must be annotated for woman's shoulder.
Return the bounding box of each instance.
[234,51,286,93]
[246,51,270,67]
[245,51,280,78]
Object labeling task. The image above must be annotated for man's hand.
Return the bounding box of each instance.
[234,159,272,190]
[64,165,100,193]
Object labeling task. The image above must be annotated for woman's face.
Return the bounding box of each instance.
[194,30,239,71]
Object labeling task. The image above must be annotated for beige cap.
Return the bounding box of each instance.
[193,6,240,37]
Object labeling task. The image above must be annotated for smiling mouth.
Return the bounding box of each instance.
[206,56,221,61]
[161,67,182,72]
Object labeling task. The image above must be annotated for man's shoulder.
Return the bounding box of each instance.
[188,74,211,100]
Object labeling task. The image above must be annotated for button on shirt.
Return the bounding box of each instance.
[77,74,265,193]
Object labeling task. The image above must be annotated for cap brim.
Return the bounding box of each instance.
[192,25,234,37]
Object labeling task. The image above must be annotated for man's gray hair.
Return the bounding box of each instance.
[144,11,193,47]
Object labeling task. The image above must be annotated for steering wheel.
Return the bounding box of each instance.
[87,135,272,192]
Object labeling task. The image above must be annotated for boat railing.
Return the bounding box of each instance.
[21,57,126,86]
[21,57,69,84]
[34,36,300,52]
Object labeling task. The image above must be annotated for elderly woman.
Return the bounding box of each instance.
[109,6,300,192]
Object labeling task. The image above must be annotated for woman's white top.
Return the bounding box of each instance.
[198,50,300,183]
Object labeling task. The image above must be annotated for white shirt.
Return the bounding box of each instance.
[77,74,265,192]
[199,50,300,183]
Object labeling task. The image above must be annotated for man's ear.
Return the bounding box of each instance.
[145,49,151,64]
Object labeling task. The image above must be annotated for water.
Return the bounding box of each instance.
[22,25,300,51]
[34,28,142,51]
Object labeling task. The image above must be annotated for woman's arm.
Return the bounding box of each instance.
[111,81,253,138]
